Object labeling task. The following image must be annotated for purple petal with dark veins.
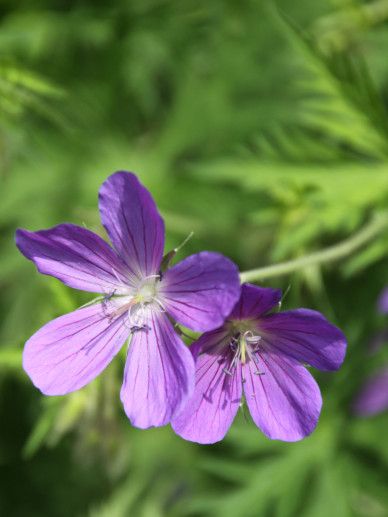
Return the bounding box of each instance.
[120,309,195,429]
[189,326,231,360]
[23,303,129,395]
[353,368,388,417]
[172,331,242,444]
[160,252,240,332]
[243,351,322,441]
[99,171,165,278]
[16,224,132,293]
[259,309,346,371]
[229,283,282,320]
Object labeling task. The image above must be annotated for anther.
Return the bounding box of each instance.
[244,332,261,345]
[103,289,116,304]
[130,324,150,333]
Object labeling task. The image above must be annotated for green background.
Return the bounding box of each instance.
[1,1,388,515]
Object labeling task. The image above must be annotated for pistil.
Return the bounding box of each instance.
[223,329,265,378]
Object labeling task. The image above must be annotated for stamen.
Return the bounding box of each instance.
[244,331,261,346]
[154,297,167,314]
[230,336,239,352]
[130,324,150,333]
[108,300,135,321]
[250,351,265,376]
[223,329,266,378]
[103,289,116,305]
[222,337,241,378]
[141,274,161,282]
[128,302,147,327]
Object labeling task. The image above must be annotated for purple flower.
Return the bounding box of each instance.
[15,171,240,429]
[353,368,388,417]
[172,283,347,443]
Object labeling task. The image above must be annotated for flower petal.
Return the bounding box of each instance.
[16,224,131,293]
[120,310,195,429]
[99,171,165,278]
[172,330,242,444]
[259,309,347,371]
[243,351,322,441]
[23,304,129,395]
[230,283,282,320]
[353,368,388,417]
[160,252,240,332]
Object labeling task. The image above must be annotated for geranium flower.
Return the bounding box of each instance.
[172,283,346,443]
[15,171,240,429]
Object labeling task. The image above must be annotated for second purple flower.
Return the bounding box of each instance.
[16,171,241,429]
[172,283,347,443]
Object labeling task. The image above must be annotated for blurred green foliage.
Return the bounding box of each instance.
[1,0,388,515]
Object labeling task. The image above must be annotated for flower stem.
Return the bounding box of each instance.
[240,213,388,283]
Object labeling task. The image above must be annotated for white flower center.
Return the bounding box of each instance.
[103,275,164,330]
[136,279,158,303]
[128,275,162,328]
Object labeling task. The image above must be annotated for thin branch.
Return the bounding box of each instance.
[240,213,388,283]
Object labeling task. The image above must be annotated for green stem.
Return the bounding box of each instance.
[240,213,388,283]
